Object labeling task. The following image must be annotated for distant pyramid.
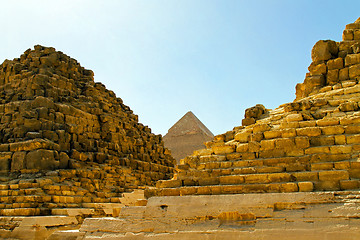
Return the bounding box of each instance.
[163,111,214,163]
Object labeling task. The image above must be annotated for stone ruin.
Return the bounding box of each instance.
[3,18,360,240]
[163,111,214,164]
[0,45,175,219]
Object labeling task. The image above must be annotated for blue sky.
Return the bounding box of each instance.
[1,0,360,135]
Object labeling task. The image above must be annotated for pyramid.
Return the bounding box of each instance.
[0,45,175,216]
[163,111,214,163]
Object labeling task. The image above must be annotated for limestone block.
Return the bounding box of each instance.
[244,174,269,184]
[345,53,360,66]
[179,187,197,196]
[0,152,12,171]
[263,130,281,139]
[260,139,275,151]
[340,180,359,190]
[259,149,286,158]
[275,138,295,150]
[311,40,338,62]
[343,29,354,40]
[318,170,349,181]
[314,180,340,191]
[330,145,352,154]
[25,149,58,170]
[295,136,310,149]
[253,124,271,133]
[339,101,359,112]
[296,127,321,137]
[156,180,182,188]
[346,134,360,144]
[234,131,251,143]
[268,173,291,183]
[310,136,334,146]
[298,182,314,192]
[248,141,260,152]
[327,57,344,70]
[345,125,360,134]
[333,135,346,145]
[311,162,334,171]
[280,183,298,192]
[236,143,249,153]
[340,116,360,125]
[281,129,297,138]
[308,62,327,76]
[339,67,349,81]
[249,132,263,142]
[9,139,60,152]
[293,172,319,181]
[219,175,245,185]
[321,125,344,135]
[349,64,360,79]
[305,146,330,155]
[334,161,350,170]
[326,69,339,85]
[10,152,26,171]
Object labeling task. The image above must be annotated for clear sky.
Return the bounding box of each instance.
[1,0,359,136]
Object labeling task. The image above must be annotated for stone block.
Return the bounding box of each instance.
[25,149,58,170]
[198,177,219,186]
[234,131,251,143]
[334,161,351,170]
[349,64,360,78]
[346,134,360,144]
[326,69,339,85]
[236,143,249,153]
[330,145,352,154]
[263,130,281,139]
[259,149,285,158]
[275,138,295,150]
[213,145,235,155]
[345,125,360,134]
[292,172,318,181]
[319,170,349,181]
[156,180,182,188]
[335,135,346,145]
[11,152,26,171]
[305,146,330,154]
[248,141,260,152]
[321,126,344,135]
[311,40,338,62]
[295,136,310,149]
[314,180,340,191]
[0,152,12,171]
[339,67,349,81]
[260,139,275,151]
[308,62,327,75]
[253,124,271,133]
[311,162,333,171]
[327,57,344,70]
[340,180,359,190]
[343,29,354,41]
[280,183,298,192]
[161,188,180,196]
[349,169,360,179]
[298,182,314,192]
[296,127,321,137]
[310,136,334,146]
[244,174,269,184]
[345,53,360,66]
[285,114,303,122]
[267,173,291,182]
[316,117,340,127]
[249,132,263,142]
[219,175,244,185]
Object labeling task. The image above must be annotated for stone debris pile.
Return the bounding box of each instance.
[0,45,175,217]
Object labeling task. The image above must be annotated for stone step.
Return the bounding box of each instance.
[151,178,360,197]
[186,154,355,174]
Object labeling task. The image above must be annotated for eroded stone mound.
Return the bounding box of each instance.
[0,45,175,216]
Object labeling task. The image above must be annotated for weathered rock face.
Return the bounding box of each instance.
[0,45,175,216]
[163,111,214,164]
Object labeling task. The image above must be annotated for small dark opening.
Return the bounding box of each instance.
[160,204,168,210]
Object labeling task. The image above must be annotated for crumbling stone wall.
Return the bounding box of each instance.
[0,45,175,215]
